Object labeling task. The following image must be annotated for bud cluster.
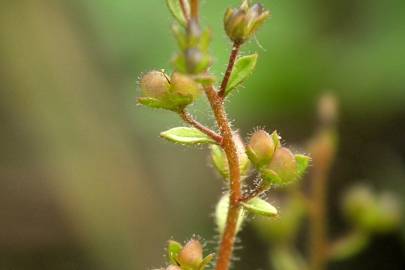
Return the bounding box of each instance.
[138,70,201,111]
[246,130,310,186]
[224,0,270,44]
[172,20,212,75]
[165,239,214,270]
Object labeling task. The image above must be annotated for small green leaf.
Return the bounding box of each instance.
[225,53,258,96]
[215,194,245,234]
[295,154,311,177]
[166,0,189,27]
[160,127,217,145]
[242,197,278,217]
[167,240,183,265]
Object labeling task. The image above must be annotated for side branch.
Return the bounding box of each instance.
[179,110,223,144]
[218,42,241,97]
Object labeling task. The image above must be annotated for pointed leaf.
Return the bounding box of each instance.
[160,127,217,145]
[242,197,278,217]
[295,154,311,177]
[166,0,189,27]
[167,240,183,265]
[225,54,258,96]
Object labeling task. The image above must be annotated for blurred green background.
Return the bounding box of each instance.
[0,0,404,269]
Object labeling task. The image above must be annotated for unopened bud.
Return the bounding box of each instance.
[139,71,170,98]
[170,72,201,99]
[266,147,297,184]
[178,239,203,268]
[224,1,270,44]
[247,130,277,166]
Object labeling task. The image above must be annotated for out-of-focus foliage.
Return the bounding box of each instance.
[0,1,404,270]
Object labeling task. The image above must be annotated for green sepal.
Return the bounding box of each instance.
[165,0,188,27]
[199,253,214,270]
[225,53,258,96]
[167,240,183,265]
[138,92,194,112]
[295,154,311,177]
[160,127,217,146]
[210,145,229,178]
[241,197,278,217]
[260,168,283,186]
[215,193,245,235]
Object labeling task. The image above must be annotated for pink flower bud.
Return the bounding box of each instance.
[247,130,279,166]
[170,72,201,99]
[267,147,297,184]
[139,71,170,98]
[177,239,203,268]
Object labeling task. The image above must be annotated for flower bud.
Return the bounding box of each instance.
[224,0,270,44]
[178,239,203,268]
[139,71,170,98]
[246,130,279,166]
[265,147,297,185]
[170,72,201,99]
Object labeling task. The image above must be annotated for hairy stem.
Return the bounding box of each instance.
[218,42,241,98]
[179,110,223,144]
[204,85,241,270]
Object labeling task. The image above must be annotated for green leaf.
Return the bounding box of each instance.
[295,154,311,177]
[160,127,217,145]
[167,240,183,265]
[215,194,245,234]
[242,197,278,217]
[225,54,258,96]
[165,0,189,27]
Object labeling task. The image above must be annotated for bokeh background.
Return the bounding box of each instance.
[0,0,404,269]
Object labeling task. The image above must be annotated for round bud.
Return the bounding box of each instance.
[170,73,201,99]
[247,130,275,165]
[139,71,170,98]
[178,239,203,268]
[268,147,297,184]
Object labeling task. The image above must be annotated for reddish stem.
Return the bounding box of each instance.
[218,42,241,98]
[179,110,223,144]
[204,85,242,270]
